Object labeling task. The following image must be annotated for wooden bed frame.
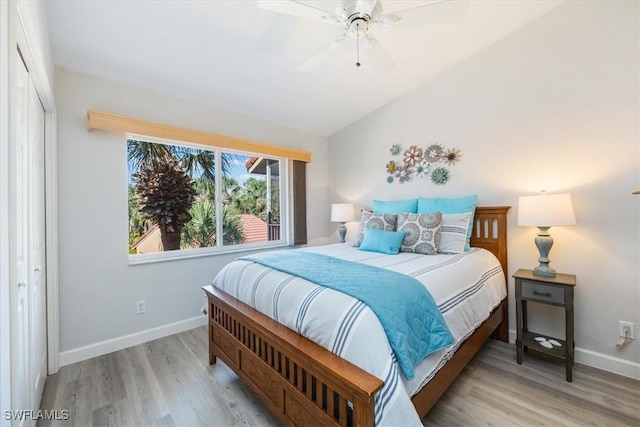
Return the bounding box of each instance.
[203,206,511,426]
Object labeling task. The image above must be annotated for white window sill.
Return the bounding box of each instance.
[128,242,291,266]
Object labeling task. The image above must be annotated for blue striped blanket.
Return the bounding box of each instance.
[240,250,454,380]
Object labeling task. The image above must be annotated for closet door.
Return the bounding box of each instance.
[13,51,47,426]
[27,63,47,411]
[14,50,32,427]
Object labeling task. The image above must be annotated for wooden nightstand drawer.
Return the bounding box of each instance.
[521,281,565,304]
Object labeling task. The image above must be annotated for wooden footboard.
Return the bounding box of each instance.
[204,284,384,427]
[204,206,511,426]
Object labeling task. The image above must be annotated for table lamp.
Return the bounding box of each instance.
[331,203,355,243]
[517,193,576,277]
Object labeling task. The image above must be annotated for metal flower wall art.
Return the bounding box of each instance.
[386,143,461,185]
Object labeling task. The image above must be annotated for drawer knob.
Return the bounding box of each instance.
[533,290,552,297]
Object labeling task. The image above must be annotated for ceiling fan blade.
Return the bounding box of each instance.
[362,36,394,73]
[373,0,469,27]
[258,0,346,24]
[296,36,346,71]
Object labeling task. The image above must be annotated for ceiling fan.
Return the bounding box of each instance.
[257,0,467,73]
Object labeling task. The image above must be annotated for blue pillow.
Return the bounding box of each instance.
[372,198,418,214]
[417,195,478,251]
[359,228,407,255]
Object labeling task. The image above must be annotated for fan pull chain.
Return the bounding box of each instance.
[355,22,361,67]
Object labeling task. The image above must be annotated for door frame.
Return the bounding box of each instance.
[1,1,13,423]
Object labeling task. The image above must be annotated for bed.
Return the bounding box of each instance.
[203,206,510,426]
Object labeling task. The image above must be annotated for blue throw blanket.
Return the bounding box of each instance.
[240,250,454,380]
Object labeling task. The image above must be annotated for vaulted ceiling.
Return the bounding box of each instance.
[45,0,563,137]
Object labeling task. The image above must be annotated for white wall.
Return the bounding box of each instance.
[55,68,330,360]
[329,1,639,376]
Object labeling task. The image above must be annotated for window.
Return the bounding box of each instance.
[127,138,286,259]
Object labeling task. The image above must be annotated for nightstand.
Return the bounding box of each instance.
[513,268,576,382]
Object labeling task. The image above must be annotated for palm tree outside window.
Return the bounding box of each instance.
[127,138,284,255]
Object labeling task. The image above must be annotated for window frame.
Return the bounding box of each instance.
[127,134,290,265]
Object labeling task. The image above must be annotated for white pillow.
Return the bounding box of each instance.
[438,212,472,254]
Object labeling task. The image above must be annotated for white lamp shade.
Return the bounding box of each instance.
[518,193,576,227]
[331,203,355,222]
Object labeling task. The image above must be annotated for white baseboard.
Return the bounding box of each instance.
[574,347,640,380]
[59,315,208,367]
[508,329,640,380]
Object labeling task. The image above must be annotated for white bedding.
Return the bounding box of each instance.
[212,244,506,426]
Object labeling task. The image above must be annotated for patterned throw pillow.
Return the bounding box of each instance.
[353,211,398,247]
[397,213,442,255]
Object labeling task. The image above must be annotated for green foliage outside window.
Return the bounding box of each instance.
[127,139,281,254]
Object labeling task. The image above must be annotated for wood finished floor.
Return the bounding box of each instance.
[39,326,640,427]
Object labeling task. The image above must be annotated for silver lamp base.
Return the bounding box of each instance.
[338,223,347,243]
[533,227,556,277]
[533,266,557,277]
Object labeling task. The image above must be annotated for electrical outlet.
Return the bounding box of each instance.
[619,321,635,339]
[136,300,146,315]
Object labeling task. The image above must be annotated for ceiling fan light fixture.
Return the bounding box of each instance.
[347,14,370,39]
[379,14,401,27]
[271,0,433,72]
[362,35,376,49]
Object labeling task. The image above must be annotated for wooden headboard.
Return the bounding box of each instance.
[470,206,511,281]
